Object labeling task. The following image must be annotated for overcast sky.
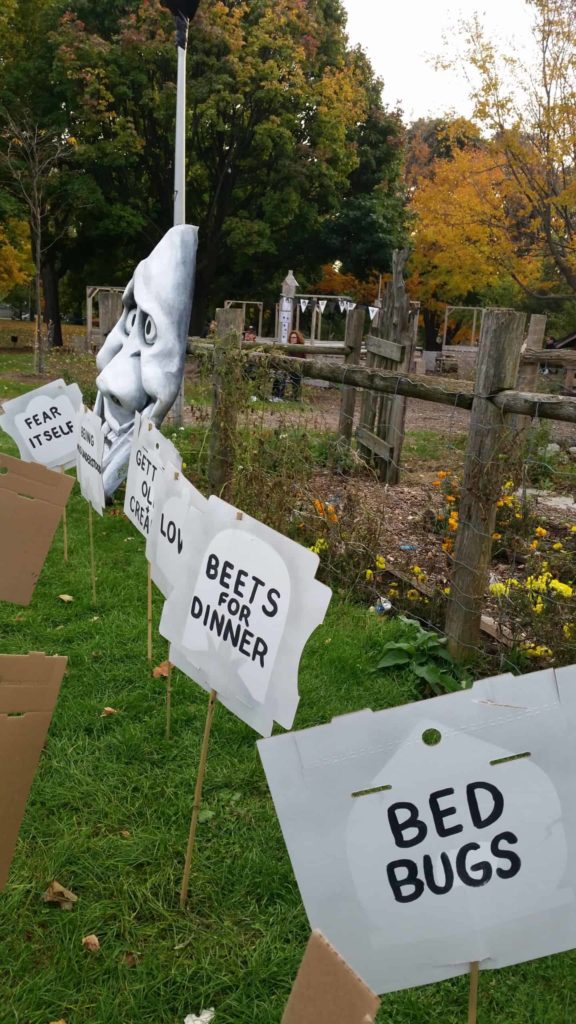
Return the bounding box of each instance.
[341,0,535,122]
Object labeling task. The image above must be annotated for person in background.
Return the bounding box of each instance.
[243,325,257,344]
[271,329,305,401]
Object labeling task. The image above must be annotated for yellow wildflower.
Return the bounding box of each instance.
[365,569,374,582]
[406,589,419,601]
[446,495,456,504]
[535,527,548,538]
[489,582,508,597]
[570,525,576,534]
[313,499,325,516]
[443,586,451,595]
[432,480,441,488]
[530,540,539,551]
[375,555,386,570]
[492,532,502,541]
[552,542,564,551]
[563,624,574,640]
[533,597,544,615]
[549,580,573,598]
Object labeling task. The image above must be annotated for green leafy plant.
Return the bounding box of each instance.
[373,617,468,695]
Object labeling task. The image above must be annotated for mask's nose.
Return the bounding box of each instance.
[95,332,149,414]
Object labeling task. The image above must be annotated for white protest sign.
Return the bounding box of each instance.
[258,665,576,995]
[123,413,182,538]
[146,462,207,598]
[159,495,332,736]
[76,409,105,515]
[0,380,82,470]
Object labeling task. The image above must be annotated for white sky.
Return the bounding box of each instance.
[341,0,535,122]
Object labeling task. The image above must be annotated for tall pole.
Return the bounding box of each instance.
[174,37,187,226]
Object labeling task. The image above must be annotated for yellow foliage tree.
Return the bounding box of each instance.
[0,219,33,300]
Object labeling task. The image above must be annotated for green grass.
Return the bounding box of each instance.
[403,429,467,466]
[1,416,576,1022]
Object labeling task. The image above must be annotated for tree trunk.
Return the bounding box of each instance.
[41,259,63,347]
[422,308,441,350]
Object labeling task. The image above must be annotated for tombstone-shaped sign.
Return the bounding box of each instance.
[123,413,182,538]
[76,409,106,515]
[146,461,207,597]
[0,454,75,605]
[282,931,380,1024]
[0,653,67,888]
[258,665,576,994]
[160,495,332,736]
[0,380,82,470]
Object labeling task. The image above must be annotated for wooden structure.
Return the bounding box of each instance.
[357,250,420,483]
[224,299,264,339]
[86,286,123,351]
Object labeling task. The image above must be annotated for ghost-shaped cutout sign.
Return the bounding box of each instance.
[76,408,106,515]
[94,224,198,498]
[159,495,332,736]
[123,413,182,538]
[0,380,82,470]
[258,665,576,995]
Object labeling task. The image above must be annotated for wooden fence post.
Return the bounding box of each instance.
[445,310,527,661]
[337,308,365,444]
[208,306,244,498]
[515,313,546,430]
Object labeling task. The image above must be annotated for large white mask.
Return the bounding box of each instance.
[94,224,198,498]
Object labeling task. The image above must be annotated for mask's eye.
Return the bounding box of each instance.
[125,309,137,333]
[144,315,157,345]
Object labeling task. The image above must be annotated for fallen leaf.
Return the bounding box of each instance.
[101,707,119,717]
[119,829,131,838]
[122,951,139,967]
[152,660,172,679]
[82,934,100,952]
[58,594,74,603]
[42,880,78,911]
[198,808,214,823]
[184,1012,215,1024]
[91,615,100,622]
[49,1019,67,1023]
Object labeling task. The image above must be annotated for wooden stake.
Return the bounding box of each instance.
[147,562,153,664]
[179,688,218,908]
[467,961,480,1024]
[60,467,68,562]
[88,504,96,604]
[165,661,173,741]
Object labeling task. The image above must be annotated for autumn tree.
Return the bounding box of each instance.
[447,0,576,300]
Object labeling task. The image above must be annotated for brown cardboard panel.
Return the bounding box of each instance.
[0,653,67,889]
[282,931,380,1024]
[0,453,74,605]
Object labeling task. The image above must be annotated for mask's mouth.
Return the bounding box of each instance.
[96,393,154,442]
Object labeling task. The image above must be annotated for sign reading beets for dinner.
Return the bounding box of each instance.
[258,665,576,995]
[0,380,82,470]
[160,494,332,736]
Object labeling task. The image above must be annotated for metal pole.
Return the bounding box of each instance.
[174,39,187,225]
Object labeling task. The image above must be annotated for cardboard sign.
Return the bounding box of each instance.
[282,931,380,1024]
[0,454,74,605]
[258,665,576,994]
[160,495,332,736]
[145,462,207,598]
[76,409,106,515]
[123,413,182,538]
[0,653,67,889]
[0,380,82,469]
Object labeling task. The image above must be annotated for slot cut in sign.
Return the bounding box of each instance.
[0,380,82,470]
[258,664,576,996]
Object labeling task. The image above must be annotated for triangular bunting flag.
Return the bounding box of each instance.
[339,300,347,313]
[318,300,327,314]
[369,306,379,322]
[347,302,356,311]
[300,299,309,314]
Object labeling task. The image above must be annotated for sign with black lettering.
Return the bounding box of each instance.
[0,380,82,470]
[258,665,576,994]
[160,495,332,736]
[146,462,207,597]
[123,414,182,538]
[76,409,105,515]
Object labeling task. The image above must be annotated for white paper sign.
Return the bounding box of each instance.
[123,413,182,538]
[160,495,332,736]
[0,380,82,469]
[76,409,105,515]
[258,665,576,994]
[146,462,207,597]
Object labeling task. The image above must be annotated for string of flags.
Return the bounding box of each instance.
[295,297,378,317]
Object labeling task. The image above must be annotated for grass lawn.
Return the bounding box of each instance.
[1,414,576,1022]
